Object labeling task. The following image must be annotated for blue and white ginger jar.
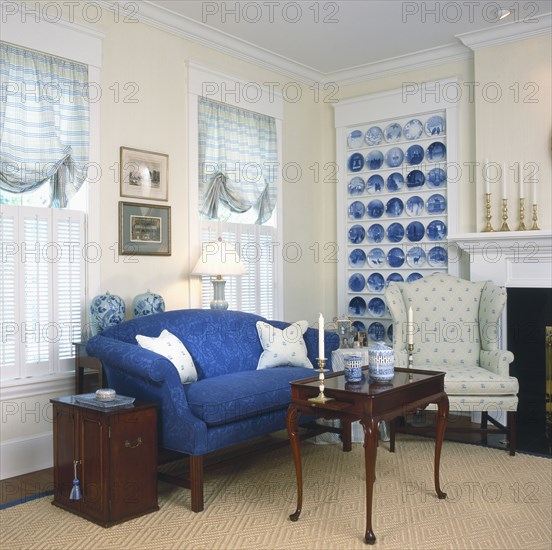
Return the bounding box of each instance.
[90,292,126,336]
[132,290,165,318]
[368,342,395,382]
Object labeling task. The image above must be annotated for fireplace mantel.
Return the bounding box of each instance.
[449,230,552,288]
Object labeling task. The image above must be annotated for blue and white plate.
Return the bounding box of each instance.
[426,193,447,214]
[368,322,386,342]
[407,272,423,283]
[384,123,402,143]
[387,172,404,192]
[404,119,423,140]
[367,199,384,218]
[368,248,386,267]
[348,176,365,195]
[348,273,365,292]
[406,221,425,242]
[406,246,426,267]
[349,296,367,316]
[365,126,383,146]
[366,150,384,170]
[425,115,445,136]
[405,144,424,165]
[348,129,364,148]
[426,220,447,241]
[367,272,385,292]
[348,152,365,172]
[368,297,386,317]
[349,248,367,267]
[352,320,366,333]
[367,223,385,243]
[387,272,404,285]
[427,167,447,188]
[348,201,365,219]
[386,197,404,217]
[387,324,393,341]
[428,246,448,267]
[366,174,384,194]
[348,224,365,244]
[387,247,405,268]
[405,195,424,216]
[426,142,446,162]
[406,170,425,188]
[385,147,404,168]
[386,222,405,243]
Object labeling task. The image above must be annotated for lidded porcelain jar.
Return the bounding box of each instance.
[132,290,165,317]
[90,292,126,336]
[368,342,395,382]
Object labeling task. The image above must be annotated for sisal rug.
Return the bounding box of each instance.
[1,437,550,550]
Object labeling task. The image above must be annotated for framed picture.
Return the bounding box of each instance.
[119,201,171,256]
[120,147,168,201]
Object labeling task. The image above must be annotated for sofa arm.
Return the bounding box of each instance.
[480,349,514,377]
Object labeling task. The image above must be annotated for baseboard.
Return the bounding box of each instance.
[0,433,53,480]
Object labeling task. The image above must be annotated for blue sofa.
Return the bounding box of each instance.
[86,309,340,511]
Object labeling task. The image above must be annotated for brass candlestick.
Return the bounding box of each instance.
[531,203,540,230]
[500,198,510,231]
[407,343,414,380]
[308,358,334,404]
[517,198,527,231]
[483,192,494,232]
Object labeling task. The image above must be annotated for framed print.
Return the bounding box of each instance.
[119,201,171,256]
[120,147,169,201]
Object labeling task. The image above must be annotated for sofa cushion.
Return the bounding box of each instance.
[184,367,314,426]
[256,320,314,370]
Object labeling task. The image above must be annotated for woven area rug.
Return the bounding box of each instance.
[1,437,550,550]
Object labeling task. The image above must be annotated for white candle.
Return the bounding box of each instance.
[519,162,524,199]
[318,313,324,359]
[484,158,490,194]
[407,307,414,345]
[502,163,508,198]
[533,181,538,205]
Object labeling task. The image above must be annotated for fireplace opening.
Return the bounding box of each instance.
[507,287,552,455]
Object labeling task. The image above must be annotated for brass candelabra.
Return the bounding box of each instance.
[531,204,540,230]
[308,358,334,404]
[407,343,414,381]
[483,193,494,232]
[517,198,527,231]
[500,198,510,232]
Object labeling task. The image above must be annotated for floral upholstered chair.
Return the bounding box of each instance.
[385,273,518,455]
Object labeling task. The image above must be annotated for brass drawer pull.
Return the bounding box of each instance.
[124,437,142,449]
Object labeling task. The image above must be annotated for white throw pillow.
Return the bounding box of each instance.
[136,329,197,384]
[256,320,314,370]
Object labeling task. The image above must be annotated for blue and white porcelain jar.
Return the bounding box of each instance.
[90,292,126,336]
[132,290,165,318]
[344,354,363,382]
[368,342,395,382]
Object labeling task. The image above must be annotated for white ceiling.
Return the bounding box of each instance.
[135,0,552,81]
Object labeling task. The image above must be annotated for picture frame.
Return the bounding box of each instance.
[120,147,169,201]
[119,201,171,256]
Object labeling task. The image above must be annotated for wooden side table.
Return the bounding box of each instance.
[73,342,104,394]
[51,396,159,527]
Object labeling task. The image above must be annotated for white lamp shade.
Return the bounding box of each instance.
[191,241,247,277]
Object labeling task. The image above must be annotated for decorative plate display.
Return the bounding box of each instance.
[405,195,424,216]
[367,199,384,218]
[368,322,386,341]
[406,170,425,188]
[349,248,367,267]
[405,144,424,165]
[385,147,404,168]
[406,221,425,242]
[428,246,448,267]
[367,223,385,243]
[352,320,366,332]
[348,200,365,219]
[348,273,365,292]
[384,122,402,142]
[407,272,424,282]
[348,129,364,148]
[426,220,447,241]
[348,176,365,195]
[386,272,404,285]
[406,246,426,267]
[427,167,447,188]
[426,141,446,162]
[365,126,383,146]
[404,119,423,140]
[387,172,404,192]
[387,324,393,341]
[348,152,365,172]
[349,296,367,316]
[348,224,366,244]
[368,248,386,267]
[367,272,385,292]
[426,193,447,214]
[386,197,404,217]
[386,222,405,243]
[366,150,384,170]
[368,297,386,317]
[366,174,384,194]
[425,115,445,136]
[387,247,405,268]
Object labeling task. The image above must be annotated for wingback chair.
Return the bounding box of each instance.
[385,273,518,455]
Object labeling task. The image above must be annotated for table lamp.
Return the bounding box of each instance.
[191,240,247,310]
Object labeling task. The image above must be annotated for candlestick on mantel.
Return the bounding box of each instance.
[318,313,324,359]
